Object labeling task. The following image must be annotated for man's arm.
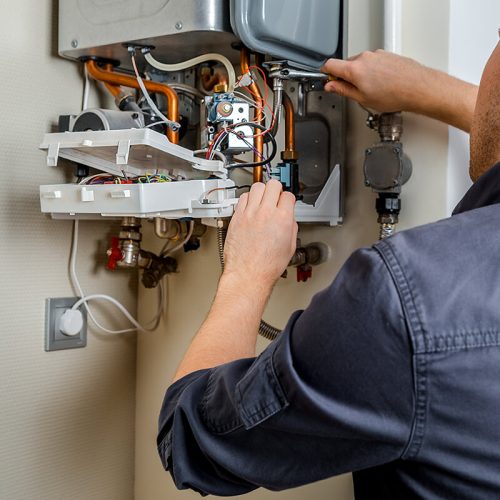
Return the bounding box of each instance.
[322,50,478,132]
[173,180,297,382]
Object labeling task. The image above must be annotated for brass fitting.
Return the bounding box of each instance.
[281,149,299,162]
[213,83,228,93]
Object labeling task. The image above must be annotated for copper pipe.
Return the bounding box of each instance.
[201,73,220,91]
[86,60,179,144]
[104,82,122,98]
[282,92,297,159]
[240,47,264,183]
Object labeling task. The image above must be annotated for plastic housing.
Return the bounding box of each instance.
[39,128,237,220]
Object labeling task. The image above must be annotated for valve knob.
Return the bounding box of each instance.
[106,237,123,270]
[296,265,312,283]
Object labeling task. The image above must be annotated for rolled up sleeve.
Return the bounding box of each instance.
[157,247,415,496]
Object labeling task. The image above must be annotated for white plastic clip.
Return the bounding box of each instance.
[80,187,94,202]
[42,190,62,199]
[116,140,131,165]
[110,190,131,199]
[47,142,60,167]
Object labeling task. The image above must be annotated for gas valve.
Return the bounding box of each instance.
[289,241,330,283]
[106,237,123,270]
[105,216,178,288]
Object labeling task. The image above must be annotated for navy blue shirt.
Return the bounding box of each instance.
[158,163,500,498]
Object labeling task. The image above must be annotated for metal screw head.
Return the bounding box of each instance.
[175,21,183,30]
[71,39,78,48]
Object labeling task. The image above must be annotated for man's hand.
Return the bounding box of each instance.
[222,180,298,292]
[322,50,425,113]
[172,180,297,382]
[322,50,478,132]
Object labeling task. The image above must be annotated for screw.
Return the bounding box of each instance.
[175,21,183,30]
[71,39,78,48]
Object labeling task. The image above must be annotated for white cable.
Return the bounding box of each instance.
[82,64,90,111]
[71,294,161,333]
[193,149,228,165]
[161,220,194,256]
[144,51,236,92]
[69,220,163,334]
[130,54,181,133]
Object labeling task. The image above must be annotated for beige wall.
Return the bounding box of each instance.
[0,1,137,498]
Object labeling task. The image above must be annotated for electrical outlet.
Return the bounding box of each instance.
[45,297,87,351]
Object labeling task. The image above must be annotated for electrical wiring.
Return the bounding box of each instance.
[235,65,277,135]
[226,123,278,169]
[160,220,194,257]
[130,53,181,132]
[70,291,163,333]
[193,148,228,165]
[78,173,172,185]
[200,184,251,203]
[70,220,163,334]
[144,51,236,92]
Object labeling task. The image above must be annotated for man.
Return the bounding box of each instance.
[158,43,500,498]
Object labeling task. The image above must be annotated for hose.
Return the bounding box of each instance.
[216,226,281,341]
[144,52,236,92]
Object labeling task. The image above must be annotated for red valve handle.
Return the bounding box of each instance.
[296,265,312,283]
[106,237,123,271]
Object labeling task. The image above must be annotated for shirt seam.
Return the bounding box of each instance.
[421,329,500,353]
[375,241,427,460]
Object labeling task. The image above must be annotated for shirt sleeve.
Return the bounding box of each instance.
[157,247,415,496]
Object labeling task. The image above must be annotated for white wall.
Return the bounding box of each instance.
[446,0,500,213]
[0,1,137,498]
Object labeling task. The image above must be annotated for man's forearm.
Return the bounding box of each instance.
[322,51,478,133]
[172,275,271,382]
[410,68,478,132]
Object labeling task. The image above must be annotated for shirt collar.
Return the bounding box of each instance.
[453,162,500,215]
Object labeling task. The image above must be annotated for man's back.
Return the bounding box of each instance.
[158,165,500,498]
[355,167,500,497]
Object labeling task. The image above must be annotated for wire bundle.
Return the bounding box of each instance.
[204,66,278,174]
[79,173,173,185]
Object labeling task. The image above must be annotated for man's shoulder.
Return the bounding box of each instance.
[377,203,500,264]
[373,204,500,348]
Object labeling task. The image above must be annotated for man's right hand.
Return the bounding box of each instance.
[322,50,425,113]
[322,49,478,132]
